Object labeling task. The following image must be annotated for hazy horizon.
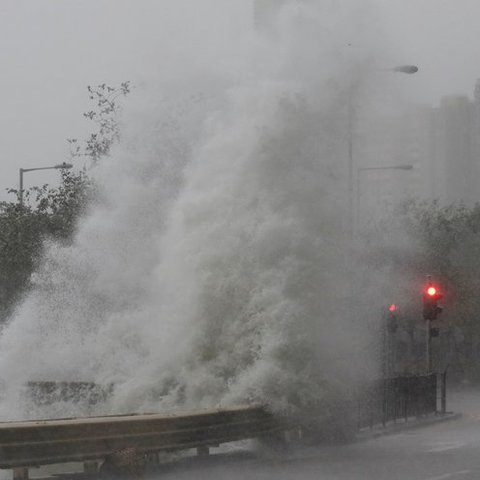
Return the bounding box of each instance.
[1,0,479,196]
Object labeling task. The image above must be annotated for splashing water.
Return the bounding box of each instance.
[0,1,387,420]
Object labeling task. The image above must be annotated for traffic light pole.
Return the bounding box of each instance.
[382,319,389,378]
[426,319,431,372]
[423,276,443,373]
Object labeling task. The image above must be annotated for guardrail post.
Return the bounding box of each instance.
[13,467,28,480]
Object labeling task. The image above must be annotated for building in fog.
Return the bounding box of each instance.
[474,80,480,193]
[358,80,480,226]
[435,95,476,205]
[356,115,404,226]
[356,105,436,226]
[399,105,436,199]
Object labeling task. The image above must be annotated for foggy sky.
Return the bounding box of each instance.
[0,0,479,198]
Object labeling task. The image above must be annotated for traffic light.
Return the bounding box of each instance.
[387,304,398,333]
[423,285,443,320]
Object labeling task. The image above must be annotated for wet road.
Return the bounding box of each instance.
[153,389,480,480]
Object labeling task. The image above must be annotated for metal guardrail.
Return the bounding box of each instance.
[0,374,447,478]
[0,405,287,474]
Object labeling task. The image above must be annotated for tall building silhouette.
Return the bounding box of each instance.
[474,79,480,194]
[435,95,476,204]
[358,79,480,226]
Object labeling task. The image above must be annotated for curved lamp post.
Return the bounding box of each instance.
[19,162,73,206]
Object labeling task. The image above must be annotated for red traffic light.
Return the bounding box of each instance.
[423,283,443,321]
[426,286,437,296]
[388,304,397,312]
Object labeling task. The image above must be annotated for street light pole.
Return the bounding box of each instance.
[347,94,354,241]
[347,64,418,238]
[19,168,24,206]
[19,162,73,206]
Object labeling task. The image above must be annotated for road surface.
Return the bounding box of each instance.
[152,389,480,480]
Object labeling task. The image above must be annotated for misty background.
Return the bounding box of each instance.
[1,0,480,199]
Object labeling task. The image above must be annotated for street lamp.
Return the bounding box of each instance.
[347,65,418,239]
[391,65,419,74]
[356,164,414,229]
[19,162,73,206]
[358,164,414,172]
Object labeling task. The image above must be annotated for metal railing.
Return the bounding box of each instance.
[357,373,440,429]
